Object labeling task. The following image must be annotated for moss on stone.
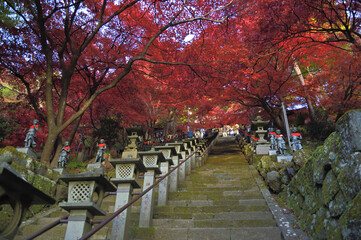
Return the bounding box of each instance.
[336,152,361,202]
[325,218,342,240]
[292,149,311,172]
[287,192,304,216]
[338,191,361,239]
[313,206,328,239]
[289,159,314,197]
[321,170,340,205]
[329,191,347,217]
[312,146,330,185]
[32,174,57,197]
[129,227,156,239]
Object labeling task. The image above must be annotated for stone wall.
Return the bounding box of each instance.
[246,109,361,239]
[285,110,361,239]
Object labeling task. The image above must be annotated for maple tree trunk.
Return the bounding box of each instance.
[50,135,63,167]
[293,61,316,122]
[40,131,58,165]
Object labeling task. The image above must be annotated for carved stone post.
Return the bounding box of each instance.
[182,140,192,175]
[138,151,164,227]
[199,140,208,164]
[186,139,197,168]
[154,146,176,204]
[109,158,145,240]
[59,173,116,240]
[167,142,186,182]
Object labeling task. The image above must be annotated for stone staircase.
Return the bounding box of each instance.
[130,138,281,240]
[15,138,282,240]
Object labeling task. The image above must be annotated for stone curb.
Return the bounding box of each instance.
[249,165,310,240]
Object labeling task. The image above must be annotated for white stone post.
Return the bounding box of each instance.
[183,141,192,174]
[170,154,179,192]
[168,142,186,182]
[138,151,164,227]
[154,146,176,205]
[109,158,145,240]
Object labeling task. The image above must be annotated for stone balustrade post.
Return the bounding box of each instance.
[188,139,197,168]
[109,158,145,240]
[138,151,164,227]
[168,142,186,182]
[198,140,207,165]
[182,140,192,175]
[154,146,176,204]
[109,127,145,239]
[59,169,116,240]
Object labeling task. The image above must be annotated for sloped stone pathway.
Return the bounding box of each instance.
[131,137,285,240]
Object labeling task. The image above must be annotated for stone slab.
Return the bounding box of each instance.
[276,155,293,162]
[269,150,277,155]
[256,144,271,155]
[238,199,267,206]
[153,219,194,228]
[16,147,37,160]
[154,228,188,240]
[188,228,231,240]
[87,163,104,175]
[53,168,68,175]
[214,211,273,220]
[231,227,282,240]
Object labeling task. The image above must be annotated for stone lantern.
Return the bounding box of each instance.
[251,116,271,154]
[58,172,116,240]
[123,127,143,158]
[167,142,186,181]
[137,151,164,227]
[154,146,178,203]
[108,126,146,239]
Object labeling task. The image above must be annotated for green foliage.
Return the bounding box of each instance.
[306,110,335,140]
[0,1,19,27]
[0,114,18,147]
[66,160,87,173]
[93,117,124,148]
[295,112,307,126]
[296,108,335,141]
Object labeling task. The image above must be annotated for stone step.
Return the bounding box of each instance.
[48,210,69,218]
[129,227,282,240]
[16,222,111,240]
[168,191,263,200]
[154,205,269,215]
[167,199,267,207]
[153,211,273,224]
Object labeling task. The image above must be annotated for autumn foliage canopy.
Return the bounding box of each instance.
[0,0,360,164]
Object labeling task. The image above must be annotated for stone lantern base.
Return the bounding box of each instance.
[256,144,270,155]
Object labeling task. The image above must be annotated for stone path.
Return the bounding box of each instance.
[131,137,283,240]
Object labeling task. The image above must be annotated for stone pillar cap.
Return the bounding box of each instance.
[59,173,116,192]
[109,157,146,172]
